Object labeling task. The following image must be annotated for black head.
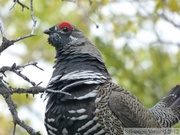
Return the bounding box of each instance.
[44,22,84,49]
[44,22,105,63]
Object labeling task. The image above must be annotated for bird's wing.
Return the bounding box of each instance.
[109,84,160,128]
[150,85,180,127]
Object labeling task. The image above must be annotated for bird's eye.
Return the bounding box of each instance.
[62,27,69,33]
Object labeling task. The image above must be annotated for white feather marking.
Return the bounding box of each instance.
[70,35,78,41]
[77,108,86,113]
[62,128,68,134]
[95,97,102,103]
[76,92,97,100]
[94,129,106,135]
[84,123,101,135]
[75,90,97,100]
[105,96,109,99]
[60,70,107,81]
[84,80,102,84]
[70,115,88,120]
[45,108,49,113]
[48,130,56,135]
[47,118,55,122]
[77,120,94,131]
[47,75,61,86]
[93,116,99,121]
[94,108,100,113]
[68,108,86,114]
[68,110,76,114]
[46,123,58,131]
[47,84,54,87]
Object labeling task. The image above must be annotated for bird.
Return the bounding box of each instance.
[43,21,180,135]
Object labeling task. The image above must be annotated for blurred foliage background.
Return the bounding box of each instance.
[0,0,180,134]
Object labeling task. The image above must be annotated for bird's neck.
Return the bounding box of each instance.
[53,49,111,81]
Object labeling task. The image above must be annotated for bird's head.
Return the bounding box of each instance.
[44,22,80,48]
[44,21,104,62]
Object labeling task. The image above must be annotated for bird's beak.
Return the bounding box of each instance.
[43,29,51,35]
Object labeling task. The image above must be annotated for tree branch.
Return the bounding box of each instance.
[10,0,29,11]
[0,22,5,37]
[62,0,99,28]
[0,1,40,133]
[30,0,37,35]
[0,24,35,54]
[0,0,42,134]
[0,61,44,134]
[0,85,45,95]
[160,12,180,29]
[0,62,43,86]
[0,0,37,54]
[0,80,41,135]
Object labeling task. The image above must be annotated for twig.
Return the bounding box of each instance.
[0,62,43,73]
[9,0,17,10]
[0,37,15,54]
[0,62,43,86]
[11,34,35,43]
[18,62,44,71]
[0,85,73,96]
[12,86,45,94]
[10,0,29,11]
[13,123,16,135]
[0,85,45,95]
[0,28,35,54]
[62,0,99,28]
[46,89,71,96]
[0,80,41,135]
[160,12,180,29]
[0,22,5,37]
[0,0,37,54]
[12,67,36,86]
[30,0,37,35]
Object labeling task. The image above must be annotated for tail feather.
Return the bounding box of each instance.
[162,85,180,108]
[150,85,180,127]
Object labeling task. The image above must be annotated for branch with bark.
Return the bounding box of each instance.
[0,55,43,135]
[0,0,37,54]
[0,79,42,135]
[0,0,42,135]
